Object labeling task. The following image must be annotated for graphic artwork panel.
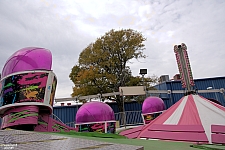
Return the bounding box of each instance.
[77,122,116,133]
[0,72,49,106]
[107,122,116,133]
[143,111,163,124]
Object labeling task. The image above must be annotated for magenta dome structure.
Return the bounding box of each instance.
[1,47,52,78]
[76,102,115,124]
[142,97,166,114]
[0,47,78,133]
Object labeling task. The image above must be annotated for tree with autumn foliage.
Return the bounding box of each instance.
[70,29,156,111]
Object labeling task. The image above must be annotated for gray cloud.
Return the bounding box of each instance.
[0,0,225,99]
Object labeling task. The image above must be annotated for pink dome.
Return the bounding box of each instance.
[1,47,52,78]
[76,102,115,124]
[142,97,165,114]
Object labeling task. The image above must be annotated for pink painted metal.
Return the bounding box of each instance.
[211,125,225,144]
[148,124,205,132]
[142,97,165,114]
[34,114,78,132]
[174,43,194,90]
[141,131,208,142]
[211,134,225,144]
[1,106,39,129]
[120,125,146,139]
[76,102,115,124]
[143,124,207,143]
[211,125,225,134]
[121,130,142,139]
[1,47,52,78]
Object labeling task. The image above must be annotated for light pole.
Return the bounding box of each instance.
[139,69,147,85]
[140,69,147,97]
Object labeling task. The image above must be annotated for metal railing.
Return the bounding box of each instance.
[114,110,143,127]
[65,122,75,128]
[51,114,64,124]
[61,110,144,128]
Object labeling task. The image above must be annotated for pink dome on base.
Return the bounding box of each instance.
[142,97,166,114]
[2,47,52,78]
[76,102,115,124]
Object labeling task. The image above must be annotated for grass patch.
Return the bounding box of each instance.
[190,144,225,150]
[44,130,127,139]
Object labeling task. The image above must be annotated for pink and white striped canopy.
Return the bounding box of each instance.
[121,94,225,143]
[137,95,225,143]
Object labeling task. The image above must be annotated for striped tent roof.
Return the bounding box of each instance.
[120,95,225,143]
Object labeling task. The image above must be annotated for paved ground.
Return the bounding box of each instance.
[0,130,144,150]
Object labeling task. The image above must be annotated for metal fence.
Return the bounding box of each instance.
[65,122,76,128]
[62,110,144,128]
[114,110,143,127]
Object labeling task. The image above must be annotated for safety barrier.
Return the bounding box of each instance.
[114,111,143,127]
[63,110,144,129]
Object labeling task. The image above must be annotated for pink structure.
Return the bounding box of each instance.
[120,94,225,144]
[142,97,165,114]
[142,97,165,124]
[76,102,115,124]
[1,106,39,129]
[1,47,52,78]
[75,102,116,133]
[174,43,194,90]
[0,47,77,132]
[136,95,225,144]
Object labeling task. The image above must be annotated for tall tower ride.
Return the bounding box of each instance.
[174,43,195,93]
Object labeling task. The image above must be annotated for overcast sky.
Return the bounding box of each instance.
[0,0,225,99]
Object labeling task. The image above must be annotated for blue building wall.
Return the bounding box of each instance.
[53,105,81,124]
[154,76,225,107]
[53,101,144,124]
